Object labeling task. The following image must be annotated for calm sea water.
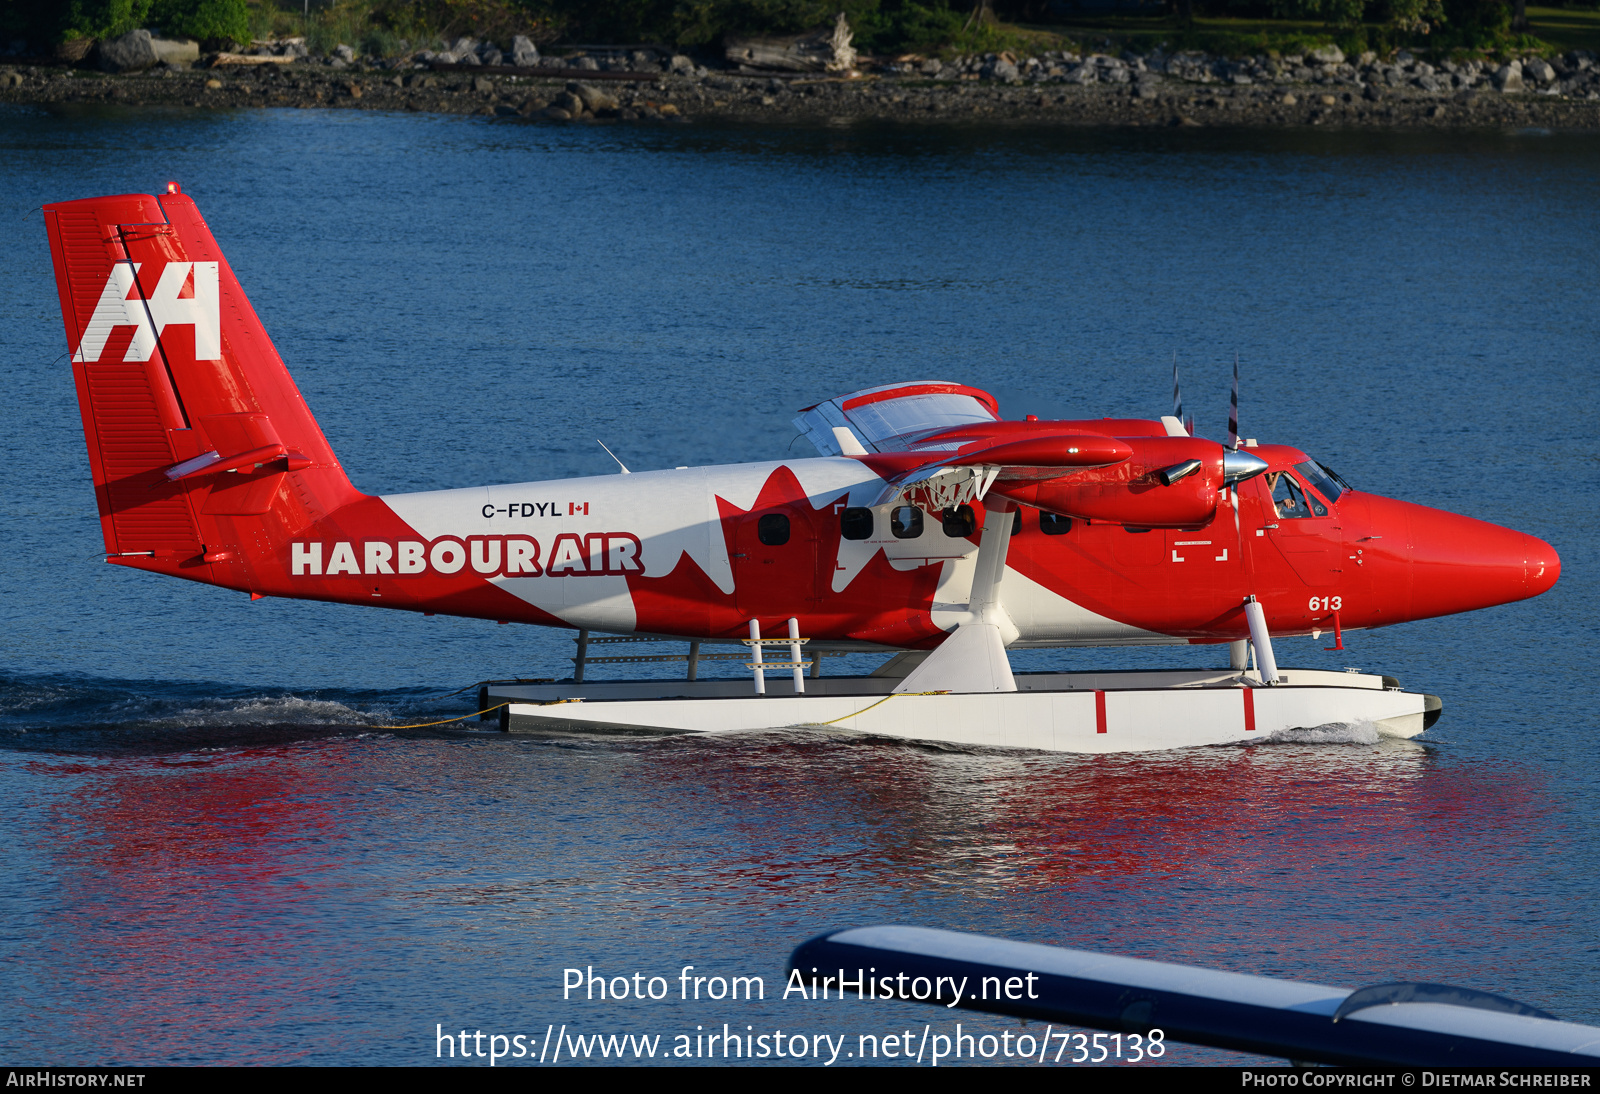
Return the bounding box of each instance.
[1,104,1597,1066]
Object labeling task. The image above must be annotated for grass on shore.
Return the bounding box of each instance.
[1007,8,1600,59]
[1522,6,1600,53]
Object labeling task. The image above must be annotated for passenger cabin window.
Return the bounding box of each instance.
[840,507,873,541]
[1295,460,1344,504]
[1268,473,1326,519]
[890,506,923,539]
[941,505,976,538]
[757,512,791,545]
[1039,512,1072,536]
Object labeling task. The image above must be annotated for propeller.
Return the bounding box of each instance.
[1170,352,1195,436]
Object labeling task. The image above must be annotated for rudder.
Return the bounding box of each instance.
[44,186,364,588]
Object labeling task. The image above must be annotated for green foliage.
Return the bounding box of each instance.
[11,0,155,43]
[152,0,249,41]
[0,0,248,45]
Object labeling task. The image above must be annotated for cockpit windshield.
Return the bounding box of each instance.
[1268,472,1327,519]
[1296,460,1347,504]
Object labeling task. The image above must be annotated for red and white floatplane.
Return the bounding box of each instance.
[41,187,1560,751]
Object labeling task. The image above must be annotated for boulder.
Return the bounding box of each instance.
[553,90,583,114]
[669,54,694,75]
[568,81,617,112]
[988,58,1019,81]
[1308,45,1344,65]
[1524,57,1555,84]
[512,36,539,66]
[450,37,478,55]
[96,32,153,71]
[334,44,354,62]
[99,30,199,73]
[480,48,503,66]
[920,57,942,76]
[1493,62,1524,91]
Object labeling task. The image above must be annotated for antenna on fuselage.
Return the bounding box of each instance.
[596,439,631,474]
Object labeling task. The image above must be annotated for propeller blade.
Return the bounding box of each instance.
[1171,351,1184,424]
[1227,354,1240,450]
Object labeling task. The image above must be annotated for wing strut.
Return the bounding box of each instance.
[893,503,1018,695]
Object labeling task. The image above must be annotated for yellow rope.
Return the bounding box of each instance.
[386,702,510,729]
[809,690,948,727]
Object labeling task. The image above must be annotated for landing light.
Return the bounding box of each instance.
[166,181,181,194]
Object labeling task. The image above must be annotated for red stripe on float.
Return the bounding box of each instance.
[1243,688,1256,733]
[1095,690,1107,734]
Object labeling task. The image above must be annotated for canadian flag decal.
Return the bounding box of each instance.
[74,261,221,363]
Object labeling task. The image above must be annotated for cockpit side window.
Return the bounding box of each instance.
[1268,472,1326,519]
[1295,460,1344,504]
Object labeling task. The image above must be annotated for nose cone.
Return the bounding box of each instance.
[1523,532,1560,598]
[1369,495,1561,622]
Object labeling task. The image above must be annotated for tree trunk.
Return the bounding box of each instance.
[725,13,856,73]
[1511,0,1529,33]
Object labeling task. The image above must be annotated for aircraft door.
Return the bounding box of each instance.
[732,506,820,619]
[1262,471,1341,588]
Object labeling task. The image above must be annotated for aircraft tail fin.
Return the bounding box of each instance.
[43,186,364,582]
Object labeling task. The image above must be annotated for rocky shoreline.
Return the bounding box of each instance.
[4,45,1600,130]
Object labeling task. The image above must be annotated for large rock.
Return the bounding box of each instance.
[568,81,617,112]
[99,29,199,73]
[1308,45,1344,65]
[511,36,539,66]
[1493,62,1524,91]
[1524,57,1555,84]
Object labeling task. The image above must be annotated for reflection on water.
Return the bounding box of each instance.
[4,722,1568,1063]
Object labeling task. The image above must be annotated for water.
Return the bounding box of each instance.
[1,104,1597,1065]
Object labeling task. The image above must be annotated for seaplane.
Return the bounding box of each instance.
[41,186,1561,752]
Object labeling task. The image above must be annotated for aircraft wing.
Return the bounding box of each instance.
[794,382,1264,526]
[790,926,1600,1066]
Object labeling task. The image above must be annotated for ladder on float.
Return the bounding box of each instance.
[571,621,841,690]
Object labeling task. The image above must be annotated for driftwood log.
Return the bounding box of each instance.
[725,13,857,73]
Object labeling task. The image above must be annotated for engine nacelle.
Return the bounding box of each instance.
[992,437,1226,527]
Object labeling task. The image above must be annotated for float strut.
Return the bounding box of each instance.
[688,640,701,681]
[787,617,805,695]
[1243,596,1280,685]
[1323,611,1344,651]
[574,628,589,683]
[749,619,766,696]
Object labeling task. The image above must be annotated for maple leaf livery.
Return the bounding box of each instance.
[41,187,1559,752]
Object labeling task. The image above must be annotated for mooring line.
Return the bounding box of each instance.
[385,702,509,729]
[809,690,948,727]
